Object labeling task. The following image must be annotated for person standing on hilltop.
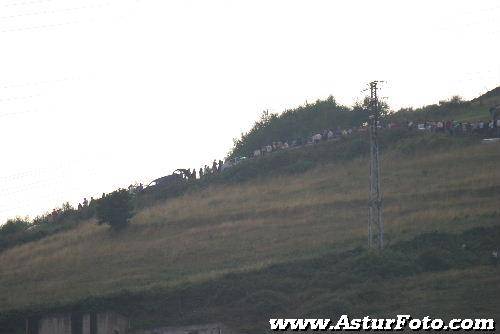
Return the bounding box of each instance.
[199,167,204,179]
[212,160,218,173]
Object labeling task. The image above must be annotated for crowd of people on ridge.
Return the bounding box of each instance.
[45,115,500,223]
[196,159,225,179]
[251,117,500,158]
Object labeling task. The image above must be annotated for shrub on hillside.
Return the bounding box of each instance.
[0,217,30,236]
[229,96,368,158]
[96,189,134,230]
[0,217,31,251]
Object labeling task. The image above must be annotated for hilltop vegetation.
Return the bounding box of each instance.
[472,85,500,106]
[0,206,92,253]
[387,96,491,124]
[229,96,368,158]
[228,89,498,159]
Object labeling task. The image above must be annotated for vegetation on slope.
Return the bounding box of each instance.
[228,96,368,158]
[388,97,491,123]
[0,209,92,253]
[471,85,500,107]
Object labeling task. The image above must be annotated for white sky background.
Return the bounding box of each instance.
[0,0,499,223]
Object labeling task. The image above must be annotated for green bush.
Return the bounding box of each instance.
[0,217,31,251]
[0,217,30,236]
[229,96,368,158]
[96,189,134,230]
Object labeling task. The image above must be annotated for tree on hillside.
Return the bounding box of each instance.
[0,217,31,250]
[0,217,30,236]
[228,96,368,158]
[96,189,134,230]
[353,96,390,116]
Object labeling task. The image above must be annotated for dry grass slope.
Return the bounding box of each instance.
[0,141,499,313]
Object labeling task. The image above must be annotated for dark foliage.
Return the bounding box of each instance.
[0,217,30,236]
[0,217,30,250]
[96,189,134,230]
[0,203,92,252]
[229,96,369,158]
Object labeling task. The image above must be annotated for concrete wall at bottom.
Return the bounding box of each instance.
[38,314,72,334]
[34,312,129,334]
[96,312,129,334]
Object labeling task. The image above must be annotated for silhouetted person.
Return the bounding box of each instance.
[212,160,218,173]
[83,198,88,207]
[218,160,223,172]
[199,167,204,178]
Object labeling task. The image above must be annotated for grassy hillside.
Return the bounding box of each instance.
[388,100,492,123]
[472,86,500,108]
[0,131,499,332]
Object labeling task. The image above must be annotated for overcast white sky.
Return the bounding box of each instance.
[0,0,499,223]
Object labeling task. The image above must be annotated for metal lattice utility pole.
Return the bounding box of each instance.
[368,81,383,250]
